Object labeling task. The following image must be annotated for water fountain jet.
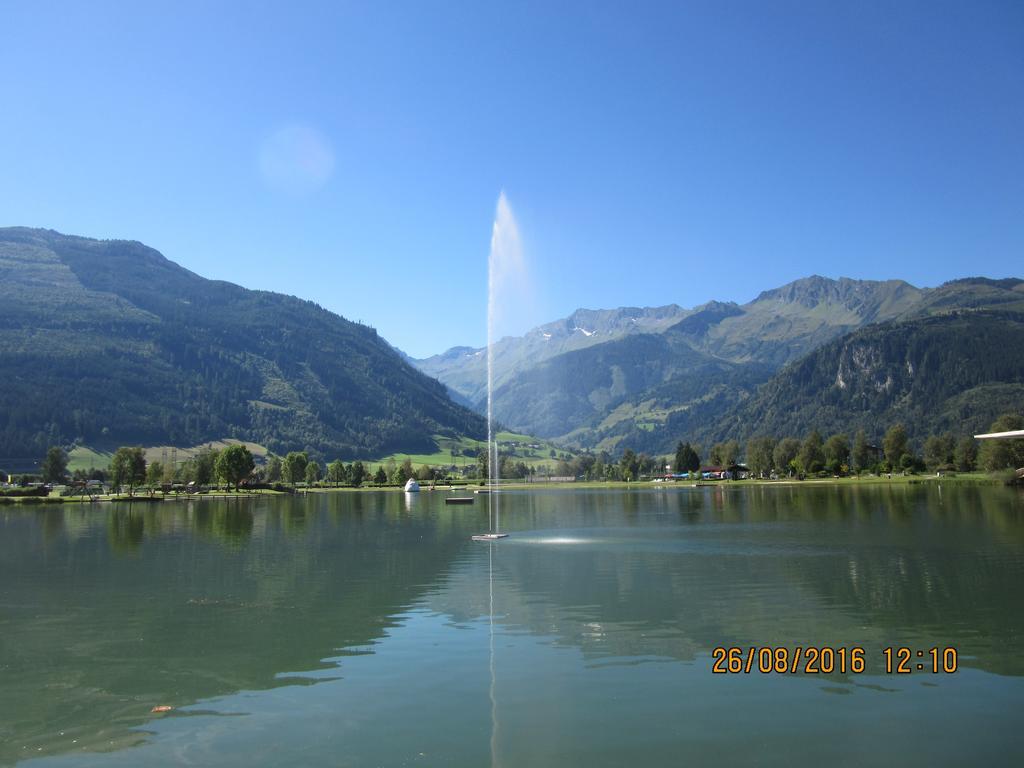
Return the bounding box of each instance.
[473,192,523,542]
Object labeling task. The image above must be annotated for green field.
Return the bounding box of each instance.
[68,439,270,473]
[362,432,574,473]
[65,432,571,475]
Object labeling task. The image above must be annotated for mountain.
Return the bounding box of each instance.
[687,276,924,365]
[708,308,1024,446]
[413,276,926,444]
[415,305,690,406]
[0,228,485,463]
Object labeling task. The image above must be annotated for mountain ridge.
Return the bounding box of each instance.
[0,227,486,463]
[413,274,932,442]
[413,273,1024,454]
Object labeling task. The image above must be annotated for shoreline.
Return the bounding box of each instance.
[0,472,1009,505]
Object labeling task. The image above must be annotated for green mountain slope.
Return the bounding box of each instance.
[415,305,690,406]
[689,276,924,365]
[489,332,722,438]
[708,309,1024,446]
[415,276,927,443]
[0,228,485,463]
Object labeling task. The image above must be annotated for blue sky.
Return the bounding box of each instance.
[2,1,1022,357]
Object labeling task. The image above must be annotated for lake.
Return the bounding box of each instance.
[2,484,1023,766]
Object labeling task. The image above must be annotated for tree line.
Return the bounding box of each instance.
[13,412,1022,493]
[19,444,456,495]
[672,413,1024,479]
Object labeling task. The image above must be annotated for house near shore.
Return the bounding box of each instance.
[727,463,751,480]
[699,464,751,480]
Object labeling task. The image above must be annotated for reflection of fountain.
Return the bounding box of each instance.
[476,192,523,541]
[488,539,501,767]
[403,492,418,514]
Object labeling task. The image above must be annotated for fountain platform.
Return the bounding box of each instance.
[471,533,509,541]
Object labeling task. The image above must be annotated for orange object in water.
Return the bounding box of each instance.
[151,705,174,713]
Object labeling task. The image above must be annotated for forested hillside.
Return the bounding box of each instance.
[416,275,1024,456]
[706,310,1024,447]
[0,228,485,463]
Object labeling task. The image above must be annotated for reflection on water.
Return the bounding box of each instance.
[1,485,1023,766]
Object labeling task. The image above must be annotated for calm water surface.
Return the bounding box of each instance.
[2,484,1023,766]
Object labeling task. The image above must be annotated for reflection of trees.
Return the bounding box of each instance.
[40,507,66,544]
[431,485,1024,678]
[107,508,146,553]
[4,485,1023,765]
[193,501,255,546]
[0,492,466,765]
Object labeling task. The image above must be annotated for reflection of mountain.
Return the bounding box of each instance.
[430,486,1024,676]
[0,494,469,765]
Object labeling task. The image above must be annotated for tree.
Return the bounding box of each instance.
[978,414,1024,472]
[282,451,309,485]
[673,442,686,473]
[674,442,700,472]
[823,434,850,467]
[619,449,638,481]
[852,430,872,473]
[417,464,434,481]
[41,446,68,484]
[773,438,801,477]
[266,456,282,483]
[799,430,825,474]
[710,440,739,467]
[392,458,414,484]
[954,436,978,472]
[350,460,366,487]
[194,447,219,486]
[110,447,146,496]
[882,424,909,469]
[326,460,347,486]
[923,434,955,471]
[305,461,321,485]
[216,444,255,490]
[746,436,776,478]
[146,461,164,488]
[373,466,387,486]
[637,453,656,477]
[576,454,596,479]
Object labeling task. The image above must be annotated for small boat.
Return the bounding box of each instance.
[404,479,420,493]
[472,533,509,541]
[445,497,474,505]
